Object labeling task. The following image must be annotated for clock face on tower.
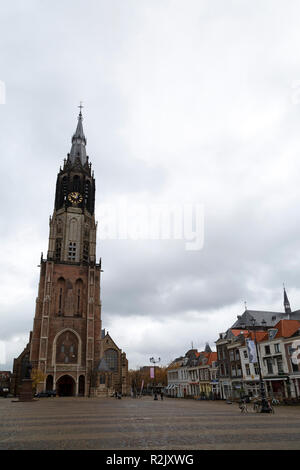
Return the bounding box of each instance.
[68,192,83,205]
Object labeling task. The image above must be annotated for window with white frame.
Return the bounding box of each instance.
[274,343,280,353]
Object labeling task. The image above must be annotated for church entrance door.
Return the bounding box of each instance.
[56,375,76,396]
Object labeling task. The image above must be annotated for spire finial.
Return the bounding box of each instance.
[78,101,84,117]
[69,103,87,165]
[244,300,247,311]
[283,283,292,317]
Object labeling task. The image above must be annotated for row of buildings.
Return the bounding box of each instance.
[167,290,300,401]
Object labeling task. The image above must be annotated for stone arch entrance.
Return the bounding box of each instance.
[56,375,76,397]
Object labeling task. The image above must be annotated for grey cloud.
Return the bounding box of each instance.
[2,0,300,369]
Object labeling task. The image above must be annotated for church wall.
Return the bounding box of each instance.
[15,111,129,397]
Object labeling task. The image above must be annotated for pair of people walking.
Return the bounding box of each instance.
[154,391,164,400]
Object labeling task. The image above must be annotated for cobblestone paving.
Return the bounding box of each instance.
[0,397,300,450]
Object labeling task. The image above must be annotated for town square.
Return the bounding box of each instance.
[1,396,300,450]
[2,0,300,455]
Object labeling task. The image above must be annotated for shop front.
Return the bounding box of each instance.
[244,380,260,398]
[220,380,231,400]
[265,377,288,400]
[290,375,300,398]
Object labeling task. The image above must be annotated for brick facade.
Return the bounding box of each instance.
[13,111,129,397]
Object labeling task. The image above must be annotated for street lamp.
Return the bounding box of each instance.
[250,318,271,413]
[149,357,161,399]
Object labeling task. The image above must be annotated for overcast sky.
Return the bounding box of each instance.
[2,0,300,370]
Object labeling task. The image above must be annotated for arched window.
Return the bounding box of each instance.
[56,331,79,364]
[104,349,118,372]
[69,218,78,241]
[73,175,81,192]
[56,219,63,234]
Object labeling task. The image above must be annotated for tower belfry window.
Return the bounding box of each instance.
[73,175,81,192]
[68,242,77,261]
[62,177,68,201]
[84,181,91,209]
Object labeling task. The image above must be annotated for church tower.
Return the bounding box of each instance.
[27,108,129,397]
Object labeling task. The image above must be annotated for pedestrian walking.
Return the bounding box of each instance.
[239,398,248,414]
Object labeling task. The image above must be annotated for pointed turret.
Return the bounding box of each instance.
[204,343,212,353]
[69,106,87,165]
[284,285,292,318]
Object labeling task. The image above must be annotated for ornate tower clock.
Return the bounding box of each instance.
[26,109,129,397]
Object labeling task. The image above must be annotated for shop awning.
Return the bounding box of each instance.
[167,384,179,389]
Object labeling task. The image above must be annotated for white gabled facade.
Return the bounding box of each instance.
[167,357,189,397]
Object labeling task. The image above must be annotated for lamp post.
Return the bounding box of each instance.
[250,318,271,413]
[150,357,161,399]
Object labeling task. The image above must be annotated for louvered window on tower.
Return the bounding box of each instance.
[84,181,90,205]
[73,175,81,192]
[68,242,76,261]
[62,177,68,201]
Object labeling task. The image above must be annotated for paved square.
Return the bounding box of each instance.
[1,396,300,450]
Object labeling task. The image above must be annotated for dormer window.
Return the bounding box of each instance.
[268,329,278,340]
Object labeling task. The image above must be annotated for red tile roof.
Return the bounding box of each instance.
[207,352,218,365]
[231,329,247,336]
[274,320,300,339]
[246,320,300,343]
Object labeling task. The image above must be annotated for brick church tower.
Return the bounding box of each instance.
[18,108,129,397]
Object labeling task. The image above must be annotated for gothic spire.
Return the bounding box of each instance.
[283,284,292,317]
[69,104,87,166]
